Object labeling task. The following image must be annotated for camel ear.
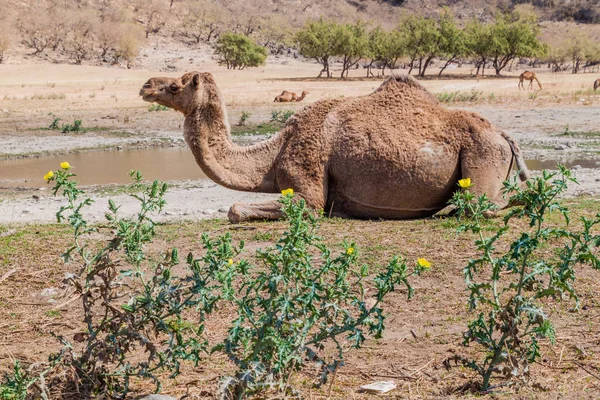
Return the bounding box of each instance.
[192,73,200,88]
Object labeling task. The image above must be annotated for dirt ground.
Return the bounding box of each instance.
[1,52,600,398]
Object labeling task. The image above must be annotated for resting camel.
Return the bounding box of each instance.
[140,72,530,223]
[518,71,542,90]
[594,79,600,91]
[274,90,309,102]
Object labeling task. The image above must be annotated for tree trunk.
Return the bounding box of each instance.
[419,56,434,77]
[439,57,456,76]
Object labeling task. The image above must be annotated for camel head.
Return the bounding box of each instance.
[139,71,220,115]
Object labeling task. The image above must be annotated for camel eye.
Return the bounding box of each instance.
[169,84,179,92]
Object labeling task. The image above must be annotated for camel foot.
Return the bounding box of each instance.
[228,200,284,223]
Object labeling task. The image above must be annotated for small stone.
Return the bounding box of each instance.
[137,396,177,400]
[218,206,229,213]
[40,287,58,297]
[572,165,582,170]
[116,146,123,150]
[202,209,216,215]
[164,211,173,216]
[554,144,566,150]
[22,210,30,214]
[38,187,47,191]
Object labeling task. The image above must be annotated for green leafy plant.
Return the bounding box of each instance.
[214,32,267,70]
[238,110,251,126]
[0,361,30,400]
[49,116,61,130]
[270,110,295,123]
[61,119,83,133]
[446,168,600,391]
[148,103,169,112]
[216,191,426,398]
[22,165,423,399]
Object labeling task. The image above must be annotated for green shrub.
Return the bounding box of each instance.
[49,117,61,130]
[214,32,267,70]
[446,167,600,391]
[270,109,295,123]
[238,110,251,126]
[61,119,83,133]
[148,103,169,112]
[15,165,423,398]
[217,192,424,397]
[0,361,30,400]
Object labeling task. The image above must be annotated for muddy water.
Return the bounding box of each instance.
[1,147,599,189]
[0,147,207,189]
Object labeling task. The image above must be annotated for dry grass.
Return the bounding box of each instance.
[1,197,599,398]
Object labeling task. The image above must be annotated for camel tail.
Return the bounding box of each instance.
[501,132,530,181]
[594,80,599,91]
[535,77,542,90]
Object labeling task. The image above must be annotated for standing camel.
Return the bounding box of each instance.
[274,90,309,102]
[518,71,542,90]
[140,72,529,223]
[594,79,600,91]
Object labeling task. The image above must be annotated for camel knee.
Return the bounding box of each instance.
[228,203,247,224]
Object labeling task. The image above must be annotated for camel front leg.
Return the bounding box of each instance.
[228,200,284,223]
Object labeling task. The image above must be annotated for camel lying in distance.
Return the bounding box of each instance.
[518,71,542,90]
[594,78,600,91]
[140,72,530,223]
[274,90,309,102]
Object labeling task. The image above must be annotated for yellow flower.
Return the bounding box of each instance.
[458,178,472,189]
[43,170,54,181]
[281,188,294,196]
[417,257,431,269]
[60,161,71,170]
[346,247,355,255]
[227,258,233,266]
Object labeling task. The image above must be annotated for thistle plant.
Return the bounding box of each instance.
[44,164,234,397]
[217,190,427,398]
[29,165,424,398]
[447,167,600,391]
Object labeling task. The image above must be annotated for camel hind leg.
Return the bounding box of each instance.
[459,135,514,211]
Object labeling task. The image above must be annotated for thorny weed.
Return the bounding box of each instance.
[446,167,600,392]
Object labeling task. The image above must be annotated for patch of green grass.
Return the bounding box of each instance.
[231,121,284,136]
[44,310,61,318]
[436,89,483,103]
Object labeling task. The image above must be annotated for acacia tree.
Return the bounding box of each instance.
[361,24,408,78]
[465,19,494,76]
[295,18,338,78]
[487,11,546,75]
[437,12,468,76]
[214,32,267,70]
[399,14,441,77]
[335,21,369,78]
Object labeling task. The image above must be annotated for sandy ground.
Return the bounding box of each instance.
[1,54,600,224]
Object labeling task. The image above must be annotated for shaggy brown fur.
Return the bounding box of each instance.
[274,90,309,102]
[594,79,600,91]
[518,71,542,90]
[140,72,530,223]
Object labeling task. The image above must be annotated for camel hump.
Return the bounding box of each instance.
[375,74,438,103]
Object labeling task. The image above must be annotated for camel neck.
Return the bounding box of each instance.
[183,106,282,193]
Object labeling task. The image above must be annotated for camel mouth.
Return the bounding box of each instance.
[139,90,157,102]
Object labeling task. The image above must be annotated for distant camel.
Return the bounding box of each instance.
[274,90,309,102]
[518,71,542,90]
[594,79,600,91]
